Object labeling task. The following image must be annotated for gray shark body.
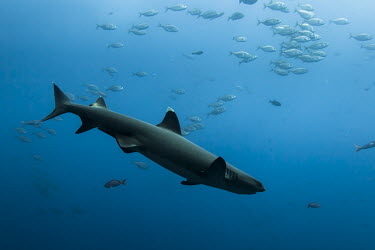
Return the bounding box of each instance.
[42,84,265,195]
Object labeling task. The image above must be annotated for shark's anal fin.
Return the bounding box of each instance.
[206,157,227,178]
[181,180,200,185]
[75,117,96,134]
[157,107,182,135]
[115,134,141,153]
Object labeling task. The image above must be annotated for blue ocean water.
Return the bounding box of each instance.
[2,0,375,249]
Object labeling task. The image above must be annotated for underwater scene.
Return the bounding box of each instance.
[2,0,375,249]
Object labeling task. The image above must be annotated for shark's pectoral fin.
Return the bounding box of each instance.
[75,118,97,134]
[115,134,141,153]
[181,180,200,185]
[206,157,227,179]
[157,107,182,135]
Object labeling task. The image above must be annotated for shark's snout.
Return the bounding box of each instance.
[255,181,266,192]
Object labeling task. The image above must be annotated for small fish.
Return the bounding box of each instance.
[293,35,311,43]
[187,116,202,122]
[258,45,277,52]
[192,51,203,55]
[269,100,281,106]
[208,107,226,116]
[198,10,224,20]
[296,22,315,32]
[281,41,301,49]
[230,51,251,59]
[233,36,247,42]
[33,132,47,139]
[96,24,117,30]
[165,4,188,12]
[304,18,325,26]
[133,72,148,77]
[103,67,118,76]
[15,127,27,134]
[208,101,224,108]
[361,44,375,50]
[257,18,281,26]
[44,128,57,135]
[181,129,190,136]
[65,92,76,101]
[158,23,179,32]
[355,141,375,152]
[33,154,43,161]
[17,136,32,143]
[21,120,42,126]
[299,55,323,63]
[263,1,288,12]
[107,42,124,48]
[350,33,373,41]
[330,18,350,25]
[104,179,127,188]
[307,202,320,208]
[218,94,236,102]
[183,125,197,132]
[282,49,303,58]
[306,42,329,50]
[295,10,315,20]
[106,85,124,92]
[171,89,186,95]
[132,23,149,30]
[309,51,327,57]
[290,68,308,75]
[128,29,146,35]
[228,12,245,21]
[272,68,289,76]
[192,123,205,130]
[85,83,100,91]
[187,8,202,16]
[277,62,293,70]
[132,161,149,170]
[297,4,314,11]
[139,9,159,17]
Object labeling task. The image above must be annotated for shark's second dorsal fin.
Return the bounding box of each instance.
[157,107,182,135]
[89,97,107,109]
[206,157,227,178]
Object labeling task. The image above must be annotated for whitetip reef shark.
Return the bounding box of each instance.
[41,83,265,195]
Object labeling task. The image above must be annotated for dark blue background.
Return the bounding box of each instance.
[1,0,375,249]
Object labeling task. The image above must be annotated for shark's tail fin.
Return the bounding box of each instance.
[354,144,362,152]
[121,179,127,185]
[41,83,71,122]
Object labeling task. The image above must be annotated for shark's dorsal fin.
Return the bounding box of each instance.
[157,107,182,135]
[89,97,107,109]
[115,134,141,153]
[76,117,96,134]
[206,157,227,178]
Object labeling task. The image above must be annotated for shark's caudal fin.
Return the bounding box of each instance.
[41,83,71,122]
[354,145,362,152]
